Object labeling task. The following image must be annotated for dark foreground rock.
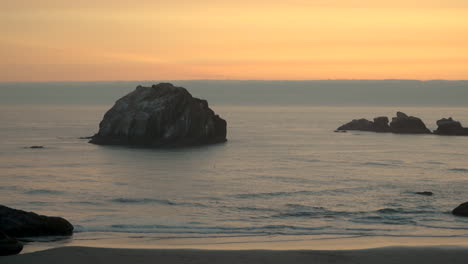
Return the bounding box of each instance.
[434,118,468,136]
[89,83,227,147]
[0,232,23,256]
[0,205,74,238]
[389,112,431,134]
[336,112,431,134]
[452,202,468,217]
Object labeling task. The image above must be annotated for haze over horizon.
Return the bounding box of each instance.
[2,0,467,82]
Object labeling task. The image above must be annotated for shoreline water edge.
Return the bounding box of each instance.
[3,245,468,264]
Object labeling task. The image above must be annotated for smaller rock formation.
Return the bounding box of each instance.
[389,112,431,134]
[337,118,375,131]
[337,117,391,132]
[28,146,44,149]
[0,205,74,238]
[452,202,468,217]
[373,116,391,132]
[0,232,23,256]
[415,191,433,196]
[336,112,431,134]
[434,118,468,136]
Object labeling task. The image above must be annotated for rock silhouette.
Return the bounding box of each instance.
[452,202,468,217]
[337,112,435,135]
[0,232,23,256]
[90,83,227,147]
[434,118,468,136]
[0,205,74,238]
[389,112,431,134]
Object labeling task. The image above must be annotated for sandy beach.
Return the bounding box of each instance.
[2,246,468,264]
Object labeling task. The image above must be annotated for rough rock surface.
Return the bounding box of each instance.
[434,118,468,136]
[89,83,227,147]
[337,112,432,134]
[0,205,74,238]
[389,112,431,134]
[373,116,391,132]
[0,232,23,256]
[337,117,391,133]
[337,118,375,131]
[452,202,468,217]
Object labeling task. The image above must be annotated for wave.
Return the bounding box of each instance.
[233,190,315,199]
[351,216,417,225]
[0,186,19,190]
[24,189,65,195]
[75,223,331,236]
[426,161,445,165]
[219,206,277,212]
[449,168,468,172]
[111,198,176,205]
[416,224,468,231]
[377,208,436,215]
[110,198,208,208]
[361,162,394,167]
[272,207,356,219]
[68,201,104,206]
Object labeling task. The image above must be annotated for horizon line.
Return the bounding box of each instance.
[1,79,468,84]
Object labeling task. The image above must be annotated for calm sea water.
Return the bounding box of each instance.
[1,81,468,249]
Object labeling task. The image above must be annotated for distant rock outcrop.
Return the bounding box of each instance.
[336,116,391,133]
[0,205,74,238]
[336,112,432,134]
[415,191,433,196]
[389,112,431,134]
[89,83,227,147]
[28,146,44,149]
[452,202,468,217]
[434,118,468,136]
[0,232,23,256]
[373,116,391,132]
[336,118,375,132]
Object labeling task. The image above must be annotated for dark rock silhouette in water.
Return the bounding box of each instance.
[28,146,44,149]
[389,112,431,134]
[415,191,433,196]
[0,205,74,238]
[0,231,23,256]
[372,116,391,132]
[452,202,468,217]
[89,83,227,147]
[434,118,468,136]
[336,118,375,131]
[336,112,431,134]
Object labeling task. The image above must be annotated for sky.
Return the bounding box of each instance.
[1,0,467,81]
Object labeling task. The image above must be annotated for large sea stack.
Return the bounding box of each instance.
[90,83,227,147]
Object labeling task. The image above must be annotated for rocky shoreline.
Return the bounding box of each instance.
[336,111,468,136]
[0,205,73,256]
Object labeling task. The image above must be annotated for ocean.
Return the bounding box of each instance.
[1,80,468,251]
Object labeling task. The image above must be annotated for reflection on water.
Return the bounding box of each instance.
[1,105,468,249]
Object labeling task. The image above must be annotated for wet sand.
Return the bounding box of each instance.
[2,246,468,264]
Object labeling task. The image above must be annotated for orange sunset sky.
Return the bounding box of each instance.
[1,0,467,81]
